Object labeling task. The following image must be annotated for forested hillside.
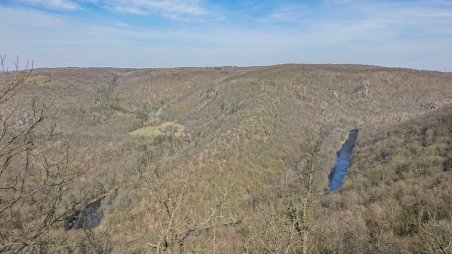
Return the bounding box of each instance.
[1,65,451,253]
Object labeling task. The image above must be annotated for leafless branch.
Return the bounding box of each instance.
[0,53,5,72]
[14,55,20,71]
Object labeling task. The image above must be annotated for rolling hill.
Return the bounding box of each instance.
[1,64,451,253]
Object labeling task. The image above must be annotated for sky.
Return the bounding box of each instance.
[0,0,451,71]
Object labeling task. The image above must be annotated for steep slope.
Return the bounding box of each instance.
[317,105,451,253]
[1,64,451,252]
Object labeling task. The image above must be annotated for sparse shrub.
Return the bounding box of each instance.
[391,210,416,237]
[367,169,386,186]
[110,103,125,112]
[228,103,242,115]
[136,104,151,121]
[136,143,147,151]
[154,134,168,145]
[376,148,391,161]
[442,157,451,171]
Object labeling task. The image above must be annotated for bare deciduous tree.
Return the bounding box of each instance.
[0,56,87,253]
[412,197,452,254]
[286,133,324,254]
[14,55,20,71]
[142,167,240,253]
[0,53,6,72]
[241,130,327,254]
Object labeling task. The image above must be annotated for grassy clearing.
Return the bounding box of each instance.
[129,126,161,137]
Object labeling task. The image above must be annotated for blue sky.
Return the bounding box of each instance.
[0,0,451,71]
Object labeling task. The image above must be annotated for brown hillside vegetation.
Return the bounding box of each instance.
[319,104,452,253]
[0,64,451,253]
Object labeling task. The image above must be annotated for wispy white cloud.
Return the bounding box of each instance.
[91,0,207,18]
[1,1,452,71]
[17,0,210,20]
[19,0,79,10]
[259,4,311,23]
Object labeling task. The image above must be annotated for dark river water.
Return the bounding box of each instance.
[65,198,104,230]
[328,129,359,193]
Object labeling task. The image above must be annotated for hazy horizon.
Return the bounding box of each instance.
[1,0,452,71]
[8,63,452,73]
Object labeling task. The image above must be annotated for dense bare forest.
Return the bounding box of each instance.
[1,61,451,253]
